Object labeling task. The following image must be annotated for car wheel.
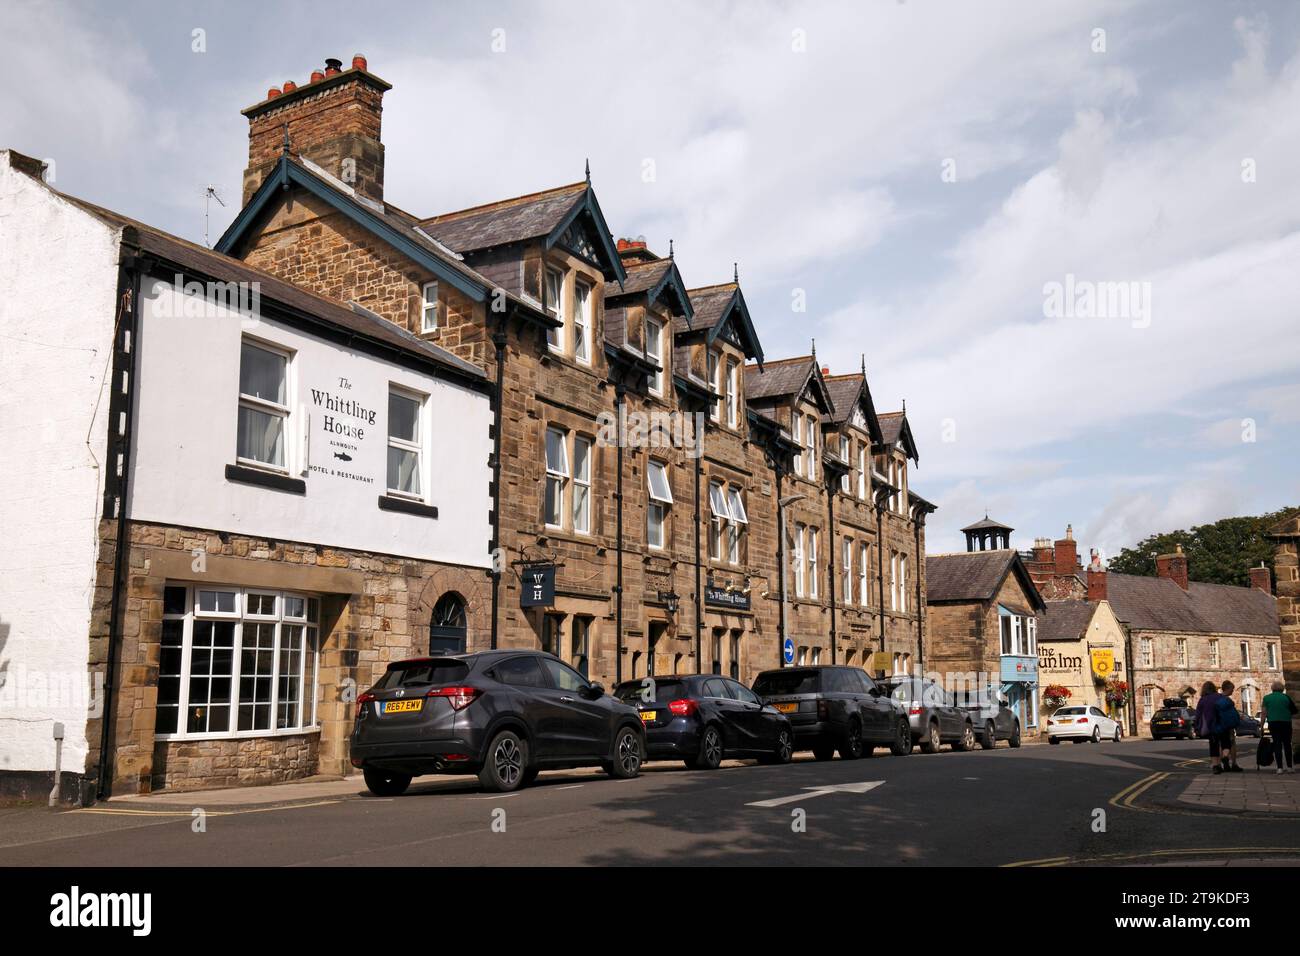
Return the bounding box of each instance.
[954,722,976,752]
[920,720,941,754]
[362,768,411,797]
[1049,737,1060,745]
[839,719,865,760]
[1009,722,1021,748]
[696,724,724,770]
[812,744,836,761]
[890,718,913,756]
[981,721,997,750]
[605,726,643,779]
[1113,726,1121,743]
[774,726,794,764]
[1091,727,1101,743]
[478,730,528,792]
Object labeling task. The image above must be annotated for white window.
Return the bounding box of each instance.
[809,528,819,599]
[646,317,664,396]
[421,281,439,333]
[811,647,822,665]
[898,554,908,613]
[1140,637,1153,668]
[544,427,568,528]
[792,415,804,477]
[647,460,673,549]
[726,360,739,427]
[573,279,592,364]
[1240,641,1250,668]
[1210,638,1220,668]
[571,436,592,534]
[806,415,818,481]
[1026,617,1037,654]
[708,351,721,422]
[1176,638,1187,668]
[839,436,850,493]
[859,542,869,605]
[386,388,425,499]
[237,339,290,471]
[798,646,808,666]
[1268,643,1279,669]
[890,552,900,611]
[857,444,867,499]
[1000,615,1012,655]
[842,538,853,603]
[156,584,319,739]
[726,485,747,565]
[794,523,806,598]
[1011,616,1023,655]
[545,267,564,352]
[708,481,728,561]
[1142,687,1155,721]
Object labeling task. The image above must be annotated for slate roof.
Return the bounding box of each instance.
[962,516,1014,532]
[823,375,865,425]
[419,181,588,252]
[745,356,826,405]
[1038,600,1097,644]
[684,283,737,332]
[63,192,486,382]
[617,258,674,296]
[1104,573,1277,637]
[878,412,906,445]
[925,550,1045,610]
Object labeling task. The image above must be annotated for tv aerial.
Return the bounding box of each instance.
[203,184,226,248]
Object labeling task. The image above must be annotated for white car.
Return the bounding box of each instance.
[1046,705,1122,744]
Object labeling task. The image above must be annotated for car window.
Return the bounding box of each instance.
[377,659,469,689]
[702,678,729,699]
[495,656,546,688]
[856,670,878,694]
[731,683,761,705]
[1090,707,1106,718]
[614,678,685,704]
[1055,706,1084,716]
[886,681,911,702]
[542,658,588,693]
[753,670,820,696]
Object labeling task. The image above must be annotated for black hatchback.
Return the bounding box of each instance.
[350,650,646,794]
[614,674,794,769]
[752,665,911,760]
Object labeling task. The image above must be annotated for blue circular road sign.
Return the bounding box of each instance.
[783,638,795,664]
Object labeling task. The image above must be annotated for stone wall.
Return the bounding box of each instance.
[151,732,319,792]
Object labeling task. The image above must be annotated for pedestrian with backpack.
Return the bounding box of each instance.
[1216,680,1243,773]
[1194,681,1225,774]
[1262,680,1297,775]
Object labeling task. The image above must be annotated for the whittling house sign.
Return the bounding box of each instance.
[307,378,376,484]
[520,564,556,608]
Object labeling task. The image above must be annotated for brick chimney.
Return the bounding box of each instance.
[1249,562,1273,594]
[1053,524,1078,576]
[1155,543,1189,590]
[616,237,659,265]
[241,55,391,205]
[1086,549,1107,601]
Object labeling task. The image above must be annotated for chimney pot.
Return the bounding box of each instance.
[282,80,297,94]
[310,69,325,83]
[324,58,342,76]
[352,54,368,71]
[267,87,281,99]
[821,366,830,376]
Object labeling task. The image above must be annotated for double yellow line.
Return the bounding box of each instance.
[1109,771,1169,812]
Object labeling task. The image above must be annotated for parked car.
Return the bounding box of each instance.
[350,650,646,794]
[880,676,976,753]
[613,674,793,769]
[1047,704,1122,744]
[1238,713,1263,738]
[1150,704,1198,740]
[953,688,1022,749]
[752,665,911,760]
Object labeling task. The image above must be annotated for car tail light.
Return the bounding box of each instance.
[1177,718,1185,725]
[427,686,482,711]
[817,699,830,721]
[356,692,375,719]
[909,706,922,716]
[668,698,699,717]
[444,753,470,762]
[1076,718,1089,724]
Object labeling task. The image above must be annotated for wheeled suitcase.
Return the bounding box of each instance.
[1257,734,1274,768]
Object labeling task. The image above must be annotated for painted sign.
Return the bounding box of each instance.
[704,584,751,611]
[1000,655,1038,683]
[307,377,378,485]
[519,564,556,608]
[1090,648,1116,679]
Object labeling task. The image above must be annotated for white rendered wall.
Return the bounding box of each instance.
[0,153,121,777]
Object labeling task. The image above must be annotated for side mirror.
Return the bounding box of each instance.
[868,687,881,697]
[585,682,605,699]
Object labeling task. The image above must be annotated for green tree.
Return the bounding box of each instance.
[1108,507,1298,587]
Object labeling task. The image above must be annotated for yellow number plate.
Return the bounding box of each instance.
[776,702,798,714]
[639,711,657,722]
[383,699,423,714]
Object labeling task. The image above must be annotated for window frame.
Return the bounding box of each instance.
[570,434,593,534]
[726,359,739,428]
[236,337,293,474]
[573,278,593,365]
[545,266,565,353]
[386,385,427,502]
[645,315,665,397]
[647,459,673,550]
[544,426,570,529]
[708,350,722,422]
[420,281,439,333]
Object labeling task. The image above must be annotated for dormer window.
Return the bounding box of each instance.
[726,359,739,427]
[839,435,850,493]
[792,416,804,477]
[646,316,665,396]
[421,281,439,333]
[573,279,593,364]
[805,414,818,481]
[708,351,722,422]
[545,267,565,353]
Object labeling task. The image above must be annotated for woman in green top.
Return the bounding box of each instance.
[1262,681,1297,773]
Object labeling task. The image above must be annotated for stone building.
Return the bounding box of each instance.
[0,149,494,801]
[1036,599,1129,726]
[1029,531,1282,733]
[925,540,1047,737]
[1270,516,1300,706]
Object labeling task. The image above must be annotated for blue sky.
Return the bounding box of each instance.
[7,0,1298,558]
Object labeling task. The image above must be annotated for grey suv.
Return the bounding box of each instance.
[752,665,912,760]
[350,650,646,794]
[881,677,977,753]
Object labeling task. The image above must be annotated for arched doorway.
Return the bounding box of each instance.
[430,593,467,654]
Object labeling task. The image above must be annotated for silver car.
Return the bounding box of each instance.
[882,677,977,753]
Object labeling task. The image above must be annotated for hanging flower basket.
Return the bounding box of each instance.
[1043,684,1072,709]
[1104,680,1131,709]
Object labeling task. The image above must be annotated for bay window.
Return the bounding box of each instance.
[386,388,425,500]
[237,339,290,471]
[647,459,673,549]
[156,584,319,739]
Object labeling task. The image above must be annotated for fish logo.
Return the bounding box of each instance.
[334,451,353,462]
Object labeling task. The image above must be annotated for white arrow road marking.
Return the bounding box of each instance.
[746,781,884,808]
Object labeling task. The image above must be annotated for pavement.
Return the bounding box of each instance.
[3,736,1299,866]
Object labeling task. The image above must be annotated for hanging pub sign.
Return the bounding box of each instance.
[520,563,556,608]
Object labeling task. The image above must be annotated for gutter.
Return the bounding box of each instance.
[488,316,508,650]
[614,384,626,685]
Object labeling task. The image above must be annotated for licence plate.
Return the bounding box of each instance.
[639,710,657,723]
[1155,720,1171,725]
[775,702,798,714]
[383,699,423,714]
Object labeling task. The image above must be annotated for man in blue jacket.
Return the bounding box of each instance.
[1214,680,1243,772]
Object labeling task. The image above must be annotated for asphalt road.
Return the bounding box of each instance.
[3,737,1299,866]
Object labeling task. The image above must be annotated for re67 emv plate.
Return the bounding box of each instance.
[383,699,423,714]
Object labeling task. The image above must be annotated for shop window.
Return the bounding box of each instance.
[237,339,290,471]
[157,585,319,739]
